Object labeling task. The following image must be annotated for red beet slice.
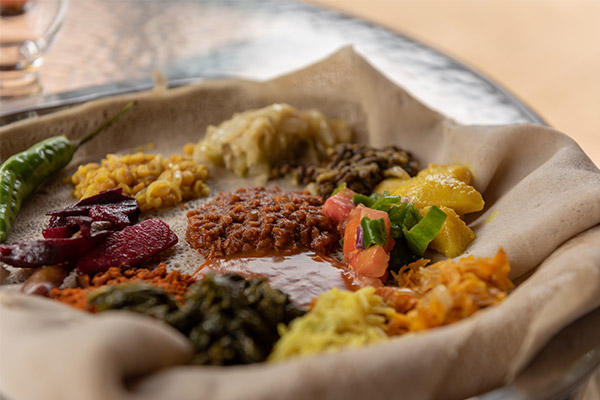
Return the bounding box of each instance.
[88,205,131,229]
[76,219,178,275]
[71,188,130,206]
[0,232,111,268]
[46,188,140,224]
[42,216,94,239]
[41,225,77,239]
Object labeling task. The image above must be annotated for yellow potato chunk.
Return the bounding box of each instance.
[374,163,480,214]
[417,163,472,184]
[422,206,475,257]
[390,174,484,215]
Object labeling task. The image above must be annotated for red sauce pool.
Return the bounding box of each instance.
[194,250,381,308]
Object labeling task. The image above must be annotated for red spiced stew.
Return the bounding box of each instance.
[185,186,340,257]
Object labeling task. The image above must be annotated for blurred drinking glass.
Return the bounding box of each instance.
[0,0,68,99]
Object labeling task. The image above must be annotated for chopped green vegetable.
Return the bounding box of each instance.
[401,204,422,230]
[368,190,391,201]
[387,202,408,238]
[168,273,304,365]
[387,203,421,238]
[403,206,447,256]
[360,216,387,248]
[88,282,178,320]
[370,195,403,211]
[89,274,304,366]
[353,193,374,207]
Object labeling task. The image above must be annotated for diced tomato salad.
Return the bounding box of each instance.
[321,187,355,229]
[323,189,393,279]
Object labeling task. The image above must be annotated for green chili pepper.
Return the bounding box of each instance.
[0,102,134,243]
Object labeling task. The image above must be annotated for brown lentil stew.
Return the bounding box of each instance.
[186,186,340,257]
[272,143,419,198]
[49,264,196,311]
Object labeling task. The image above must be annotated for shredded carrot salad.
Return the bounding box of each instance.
[381,249,513,333]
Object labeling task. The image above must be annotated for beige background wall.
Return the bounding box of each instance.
[310,0,600,167]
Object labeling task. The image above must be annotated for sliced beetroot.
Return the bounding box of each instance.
[76,219,178,275]
[63,188,131,207]
[0,232,110,268]
[42,225,77,239]
[46,188,125,217]
[45,188,140,229]
[68,216,93,236]
[88,204,133,229]
[47,215,65,227]
[42,216,94,239]
[48,199,140,221]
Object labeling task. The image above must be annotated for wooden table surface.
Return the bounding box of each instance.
[310,0,600,167]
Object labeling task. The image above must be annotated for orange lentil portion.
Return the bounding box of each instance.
[49,264,196,312]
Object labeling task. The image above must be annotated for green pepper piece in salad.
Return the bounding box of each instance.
[403,206,447,256]
[360,216,387,248]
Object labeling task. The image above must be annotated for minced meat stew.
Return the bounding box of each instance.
[186,186,339,257]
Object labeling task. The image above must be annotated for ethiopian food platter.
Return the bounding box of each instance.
[1,48,600,400]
